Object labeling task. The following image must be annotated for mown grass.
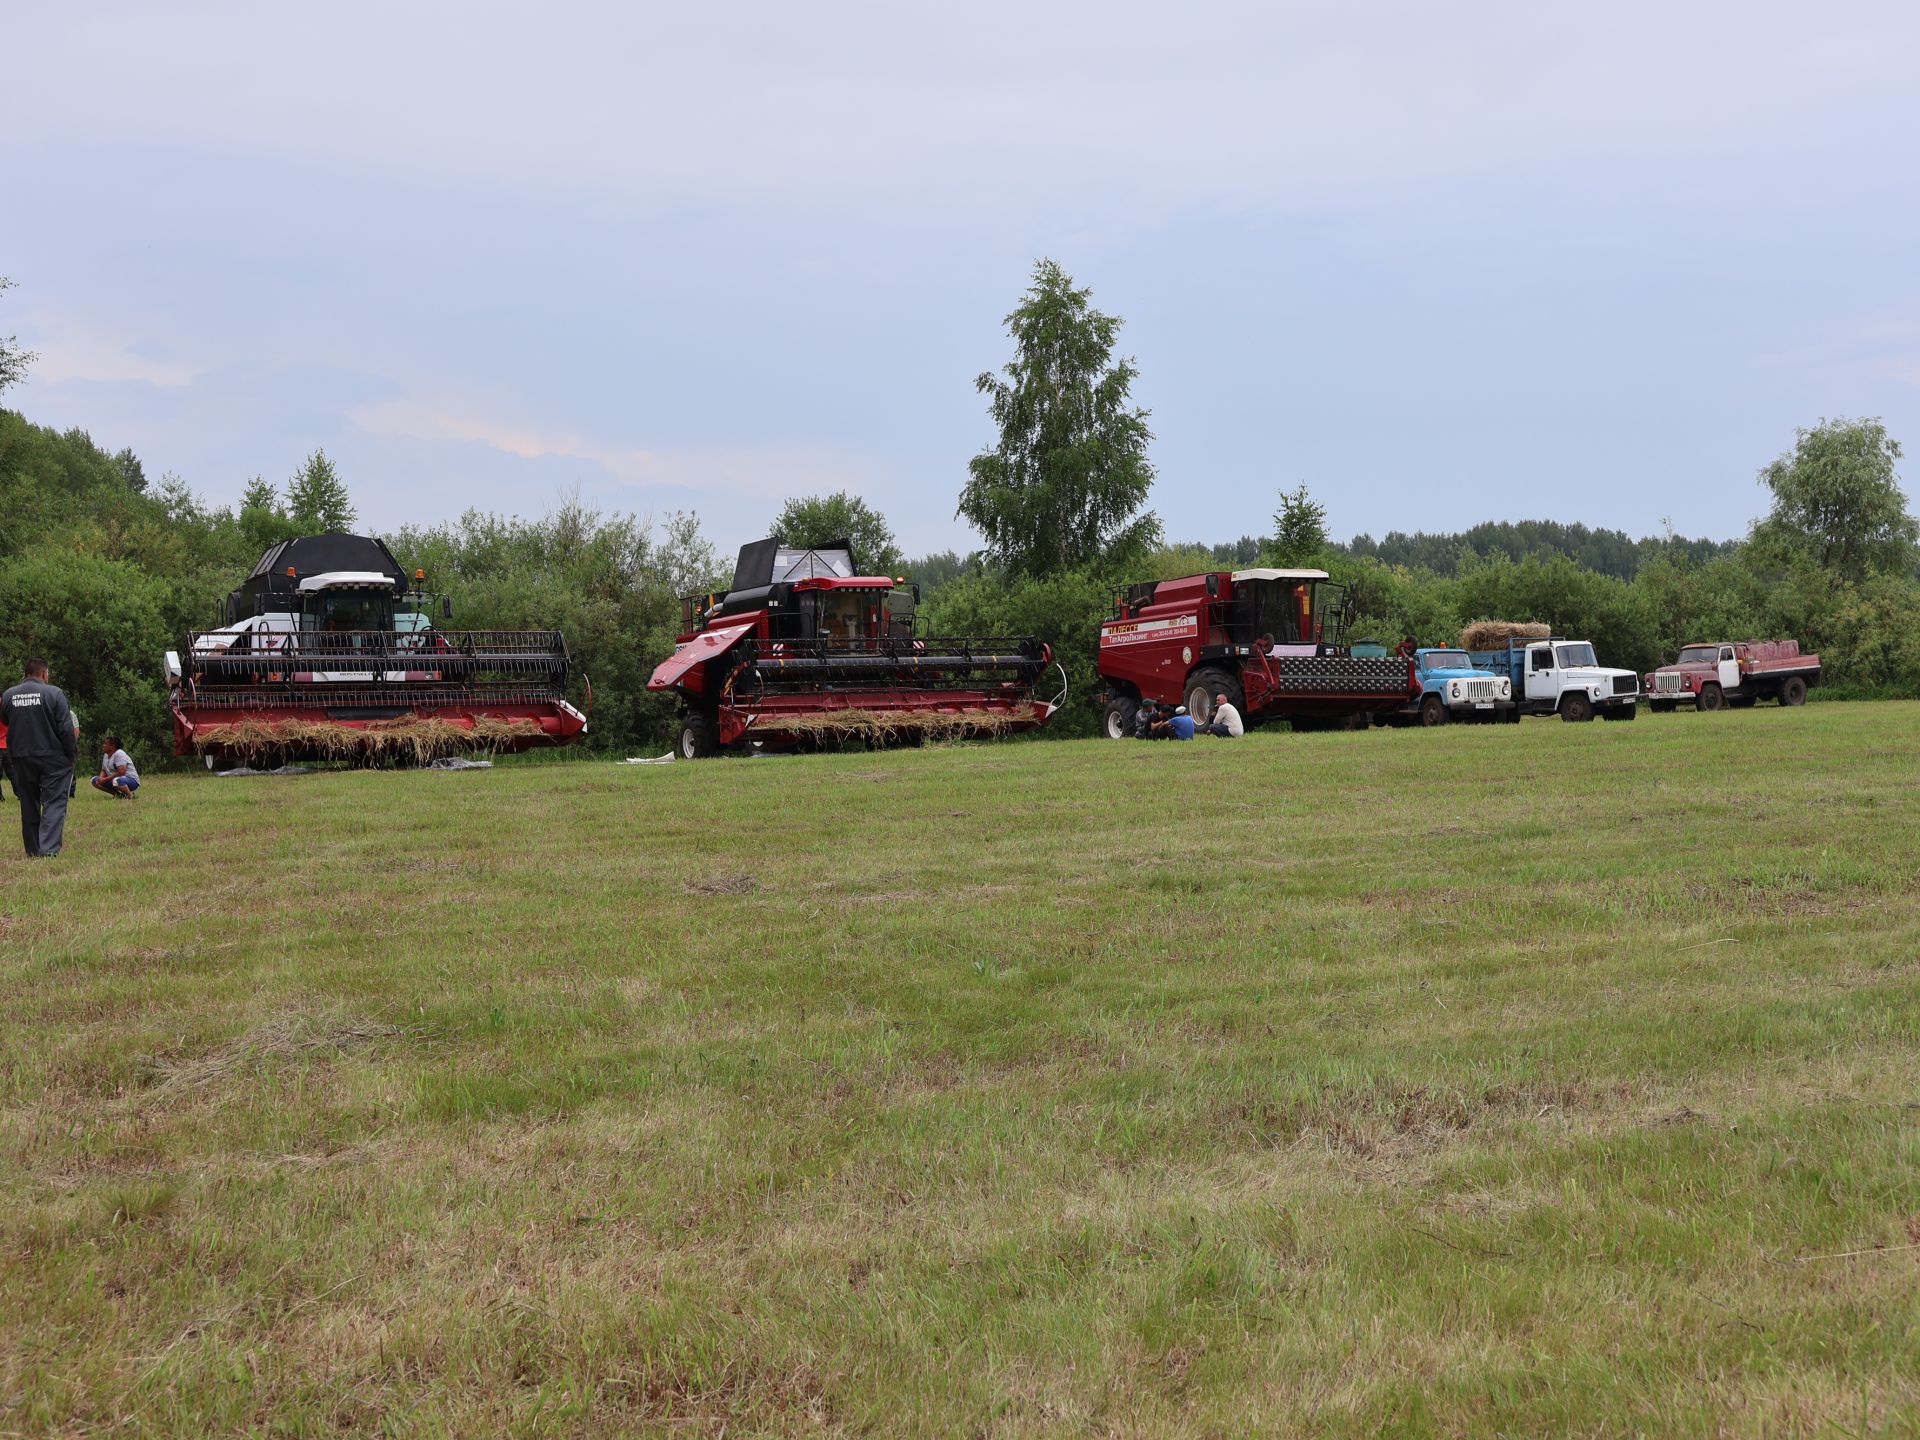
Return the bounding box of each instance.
[3,704,1918,1437]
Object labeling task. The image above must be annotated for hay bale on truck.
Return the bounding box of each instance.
[648,538,1063,758]
[1460,619,1551,652]
[1097,568,1411,737]
[164,534,588,767]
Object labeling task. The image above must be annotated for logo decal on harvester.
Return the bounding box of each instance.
[1104,616,1199,647]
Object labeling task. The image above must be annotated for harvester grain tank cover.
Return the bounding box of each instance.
[647,620,755,691]
[246,534,406,585]
[1228,568,1330,582]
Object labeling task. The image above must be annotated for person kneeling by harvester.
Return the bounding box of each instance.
[1167,706,1196,740]
[1203,691,1244,738]
[91,735,140,799]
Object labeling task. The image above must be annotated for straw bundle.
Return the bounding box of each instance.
[197,715,542,768]
[762,707,1026,744]
[1459,620,1551,651]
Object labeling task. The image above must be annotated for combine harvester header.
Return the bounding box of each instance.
[165,533,588,766]
[649,537,1062,757]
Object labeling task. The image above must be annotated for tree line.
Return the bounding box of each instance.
[2,263,1916,761]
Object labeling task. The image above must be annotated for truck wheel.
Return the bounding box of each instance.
[1419,693,1447,727]
[1103,695,1138,740]
[678,711,721,759]
[1697,683,1724,712]
[1186,668,1240,725]
[1560,693,1594,723]
[1781,676,1807,707]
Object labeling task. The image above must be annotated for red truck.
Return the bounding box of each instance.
[1643,640,1820,712]
[1097,567,1409,736]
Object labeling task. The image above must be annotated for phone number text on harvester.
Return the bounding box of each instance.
[1104,617,1199,646]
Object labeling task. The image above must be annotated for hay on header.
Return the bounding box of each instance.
[195,716,543,768]
[762,708,1025,744]
[1459,620,1552,651]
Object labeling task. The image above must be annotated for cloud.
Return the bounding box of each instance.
[350,397,887,505]
[18,323,200,389]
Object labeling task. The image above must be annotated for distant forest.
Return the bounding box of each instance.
[904,521,1733,600]
[1340,520,1733,580]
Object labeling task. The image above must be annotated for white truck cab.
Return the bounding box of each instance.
[1520,639,1640,722]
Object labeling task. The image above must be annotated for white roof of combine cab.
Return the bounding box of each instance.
[296,571,399,591]
[1230,567,1330,582]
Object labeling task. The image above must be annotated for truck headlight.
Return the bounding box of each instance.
[1499,678,1511,697]
[1450,681,1460,698]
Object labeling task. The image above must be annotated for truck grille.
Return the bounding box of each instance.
[1653,673,1682,693]
[1462,679,1495,701]
[1612,675,1639,696]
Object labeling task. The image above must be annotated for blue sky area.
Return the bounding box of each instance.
[6,1,1918,557]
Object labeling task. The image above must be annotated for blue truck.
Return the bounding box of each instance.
[1466,636,1640,721]
[1383,647,1517,725]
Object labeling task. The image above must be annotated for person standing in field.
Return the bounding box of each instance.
[2,658,78,858]
[0,708,10,802]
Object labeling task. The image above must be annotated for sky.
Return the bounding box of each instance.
[6,0,1920,559]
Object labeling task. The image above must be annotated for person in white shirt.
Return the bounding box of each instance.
[1203,692,1244,738]
[90,735,141,798]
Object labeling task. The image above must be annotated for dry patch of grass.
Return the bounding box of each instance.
[138,1013,416,1100]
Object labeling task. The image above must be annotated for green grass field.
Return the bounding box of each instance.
[4,705,1919,1437]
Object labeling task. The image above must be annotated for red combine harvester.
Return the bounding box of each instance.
[649,538,1062,758]
[1097,568,1409,735]
[165,533,588,765]
[1644,639,1821,711]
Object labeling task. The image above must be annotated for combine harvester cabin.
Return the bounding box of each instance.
[649,538,1062,757]
[165,533,588,766]
[1098,568,1409,735]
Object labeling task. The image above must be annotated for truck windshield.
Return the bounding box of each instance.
[1555,643,1596,667]
[1422,650,1472,670]
[1677,645,1718,664]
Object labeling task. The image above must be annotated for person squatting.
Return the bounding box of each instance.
[1131,693,1243,740]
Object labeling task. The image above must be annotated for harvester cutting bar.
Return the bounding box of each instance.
[179,683,572,711]
[740,636,1047,689]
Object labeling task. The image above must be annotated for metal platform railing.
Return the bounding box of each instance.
[181,629,570,687]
